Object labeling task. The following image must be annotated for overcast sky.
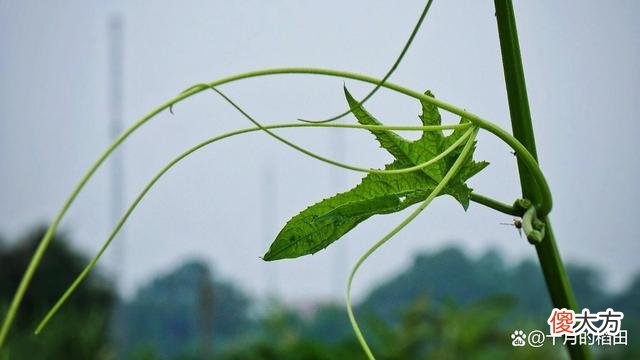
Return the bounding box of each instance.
[1,0,639,304]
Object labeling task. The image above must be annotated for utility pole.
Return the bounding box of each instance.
[108,14,125,293]
[198,268,215,358]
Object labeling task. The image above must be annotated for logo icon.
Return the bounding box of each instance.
[511,330,526,347]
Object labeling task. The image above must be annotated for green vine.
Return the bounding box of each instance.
[0,70,551,353]
[0,68,551,355]
[0,1,584,359]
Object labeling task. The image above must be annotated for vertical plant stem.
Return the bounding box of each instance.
[493,1,590,359]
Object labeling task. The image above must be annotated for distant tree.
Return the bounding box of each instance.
[303,303,352,344]
[363,295,564,360]
[609,273,640,319]
[0,225,115,359]
[117,260,251,359]
[358,246,625,324]
[219,303,362,360]
[205,246,640,359]
[359,246,521,323]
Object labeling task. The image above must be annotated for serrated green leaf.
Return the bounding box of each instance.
[263,89,488,261]
[263,161,433,260]
[343,87,412,165]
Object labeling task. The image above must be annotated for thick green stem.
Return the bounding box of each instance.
[494,1,589,359]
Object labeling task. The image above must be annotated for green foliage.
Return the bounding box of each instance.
[367,296,563,360]
[0,227,115,360]
[216,296,565,360]
[222,249,640,359]
[0,3,606,359]
[358,247,633,323]
[3,227,630,359]
[219,304,342,360]
[263,88,488,261]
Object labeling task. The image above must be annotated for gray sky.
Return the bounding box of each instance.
[1,0,639,303]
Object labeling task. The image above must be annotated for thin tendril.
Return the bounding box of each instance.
[2,66,549,347]
[346,128,478,359]
[175,69,550,214]
[298,0,434,124]
[183,67,551,215]
[0,85,206,347]
[192,84,522,215]
[35,122,468,333]
[203,85,473,174]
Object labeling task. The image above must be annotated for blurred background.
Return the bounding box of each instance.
[1,0,638,358]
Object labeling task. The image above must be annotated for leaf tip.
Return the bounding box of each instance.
[261,251,276,262]
[343,85,353,100]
